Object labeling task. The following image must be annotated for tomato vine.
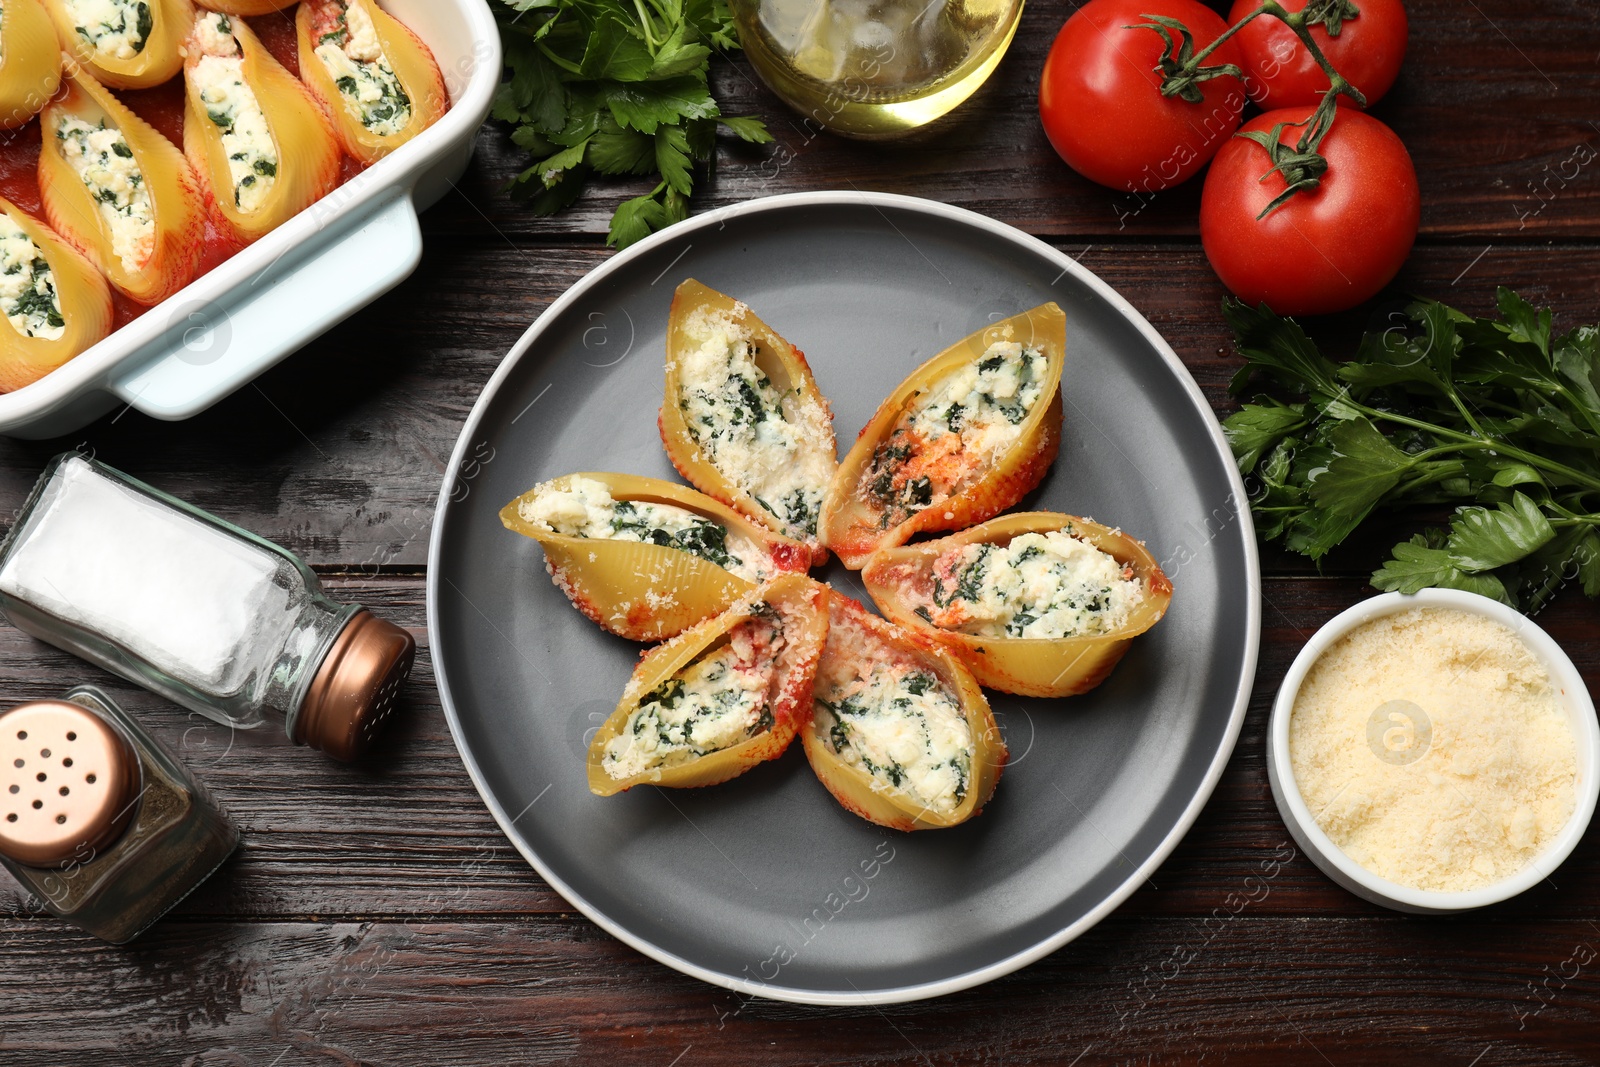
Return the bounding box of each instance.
[1133,0,1370,217]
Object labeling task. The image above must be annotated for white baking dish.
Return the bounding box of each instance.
[0,0,501,440]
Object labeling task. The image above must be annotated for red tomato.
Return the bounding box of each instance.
[1229,0,1408,110]
[1200,107,1419,316]
[1039,0,1247,192]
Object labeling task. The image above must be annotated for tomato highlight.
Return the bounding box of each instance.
[1200,107,1420,316]
[1229,0,1408,110]
[1038,0,1247,193]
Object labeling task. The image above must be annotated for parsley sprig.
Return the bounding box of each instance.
[491,0,772,248]
[1225,289,1600,611]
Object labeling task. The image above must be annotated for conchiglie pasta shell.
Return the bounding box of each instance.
[195,0,296,14]
[820,303,1066,569]
[44,0,194,89]
[587,574,830,796]
[182,16,341,243]
[660,278,838,563]
[296,0,447,165]
[862,513,1174,698]
[500,472,814,642]
[802,591,1006,831]
[39,63,204,305]
[0,197,112,392]
[0,0,63,128]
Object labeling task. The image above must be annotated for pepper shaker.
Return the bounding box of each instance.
[0,686,239,943]
[0,453,416,760]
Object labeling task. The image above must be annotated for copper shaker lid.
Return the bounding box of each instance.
[294,609,416,762]
[0,700,139,867]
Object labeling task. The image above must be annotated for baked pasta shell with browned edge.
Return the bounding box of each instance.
[182,12,341,244]
[660,279,837,564]
[0,0,62,128]
[862,512,1173,698]
[802,590,1006,831]
[819,302,1065,570]
[500,472,814,642]
[587,574,830,796]
[39,62,205,305]
[296,0,448,165]
[44,0,194,89]
[0,196,112,392]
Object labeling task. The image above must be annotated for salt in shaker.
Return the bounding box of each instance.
[0,453,415,761]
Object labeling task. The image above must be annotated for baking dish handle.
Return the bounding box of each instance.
[107,190,423,421]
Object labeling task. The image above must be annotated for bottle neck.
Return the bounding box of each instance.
[263,594,360,738]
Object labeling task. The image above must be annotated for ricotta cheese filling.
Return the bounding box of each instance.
[518,476,774,584]
[815,615,973,816]
[190,13,279,215]
[918,529,1144,639]
[673,304,834,540]
[311,1,412,137]
[66,0,151,60]
[603,606,786,780]
[54,114,154,274]
[862,341,1048,528]
[0,215,66,342]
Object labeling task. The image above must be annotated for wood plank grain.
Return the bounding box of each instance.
[0,241,1592,578]
[0,0,1595,1053]
[431,0,1600,241]
[1,576,1595,924]
[1,914,1597,1064]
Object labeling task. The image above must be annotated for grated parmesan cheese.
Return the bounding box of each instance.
[1290,607,1577,893]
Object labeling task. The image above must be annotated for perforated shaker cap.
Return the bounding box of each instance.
[0,700,139,868]
[293,609,416,762]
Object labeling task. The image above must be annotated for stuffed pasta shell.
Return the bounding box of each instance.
[0,0,63,129]
[182,10,340,244]
[39,63,204,305]
[44,0,194,89]
[804,592,1005,831]
[661,279,838,564]
[820,303,1065,569]
[0,197,112,392]
[296,0,447,165]
[588,574,829,796]
[863,513,1172,698]
[501,472,813,642]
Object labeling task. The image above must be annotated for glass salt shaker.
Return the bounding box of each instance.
[0,686,239,943]
[0,453,416,761]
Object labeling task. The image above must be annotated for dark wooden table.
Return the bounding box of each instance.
[4,1,1599,1062]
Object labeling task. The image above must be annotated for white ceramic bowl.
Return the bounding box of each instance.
[0,0,501,439]
[1267,588,1600,913]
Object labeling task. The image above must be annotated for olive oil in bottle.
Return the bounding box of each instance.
[731,0,1024,139]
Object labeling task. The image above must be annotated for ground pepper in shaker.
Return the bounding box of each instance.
[0,453,415,761]
[0,686,239,943]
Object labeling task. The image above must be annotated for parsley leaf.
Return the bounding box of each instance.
[1224,397,1310,472]
[605,75,718,134]
[492,0,771,247]
[1444,491,1555,571]
[588,118,657,174]
[1373,534,1511,603]
[1228,292,1600,609]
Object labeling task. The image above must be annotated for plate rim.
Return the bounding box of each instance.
[425,190,1262,1006]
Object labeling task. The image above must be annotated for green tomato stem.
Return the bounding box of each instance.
[1179,6,1269,70]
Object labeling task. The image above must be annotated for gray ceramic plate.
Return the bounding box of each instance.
[428,192,1260,1005]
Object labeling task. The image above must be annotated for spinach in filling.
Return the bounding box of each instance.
[608,500,733,570]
